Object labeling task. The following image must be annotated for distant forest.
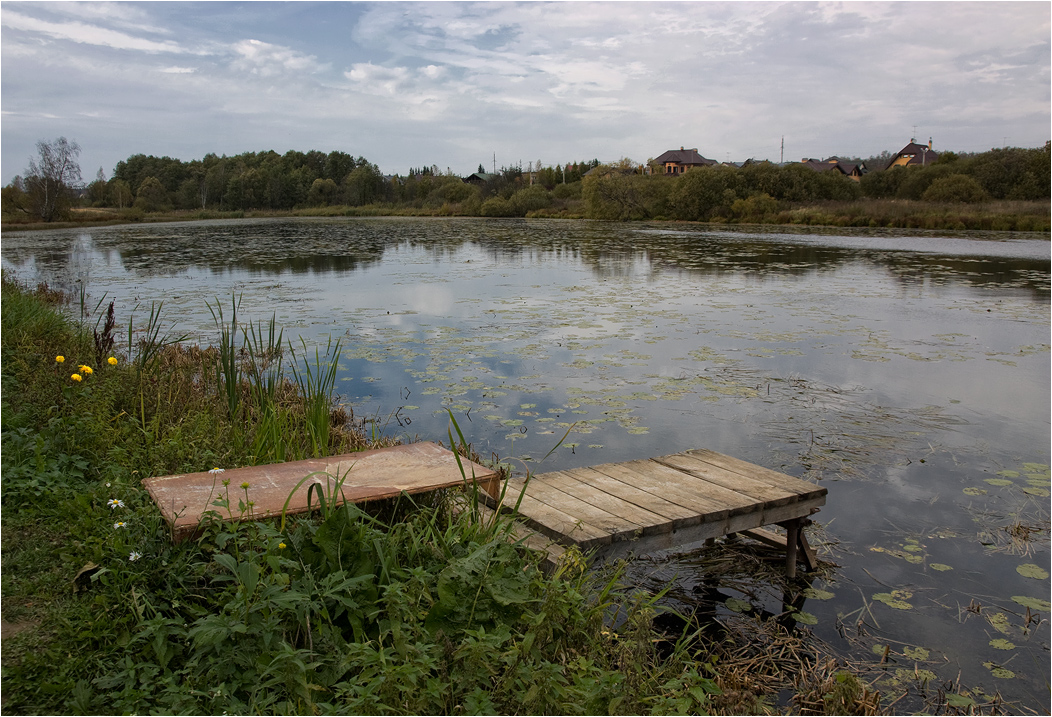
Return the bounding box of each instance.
[3,142,1049,230]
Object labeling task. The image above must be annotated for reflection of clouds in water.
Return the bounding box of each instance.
[406,283,454,315]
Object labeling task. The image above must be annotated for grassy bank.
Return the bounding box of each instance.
[0,277,899,715]
[3,197,1047,233]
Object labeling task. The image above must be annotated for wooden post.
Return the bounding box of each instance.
[784,518,800,579]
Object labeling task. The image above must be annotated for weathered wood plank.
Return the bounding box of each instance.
[681,449,826,499]
[580,462,735,526]
[595,460,760,516]
[499,480,615,550]
[651,453,799,506]
[535,470,675,537]
[562,466,702,530]
[500,476,648,538]
[143,442,498,541]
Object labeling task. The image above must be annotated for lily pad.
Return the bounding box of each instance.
[790,610,818,625]
[1016,563,1049,580]
[724,597,751,613]
[984,478,1014,487]
[945,694,976,708]
[989,639,1015,650]
[873,590,913,610]
[996,470,1020,478]
[803,588,835,600]
[986,612,1011,634]
[983,662,1015,679]
[1012,595,1051,612]
[903,646,929,660]
[929,563,953,571]
[962,487,987,496]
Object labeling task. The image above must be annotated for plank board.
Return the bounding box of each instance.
[501,448,827,566]
[143,442,498,541]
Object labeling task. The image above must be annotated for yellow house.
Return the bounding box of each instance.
[887,139,938,168]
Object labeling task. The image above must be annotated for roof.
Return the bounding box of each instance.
[800,158,864,176]
[653,147,717,167]
[890,141,938,167]
[462,172,498,183]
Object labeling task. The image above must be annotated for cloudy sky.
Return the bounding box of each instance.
[2,1,1049,184]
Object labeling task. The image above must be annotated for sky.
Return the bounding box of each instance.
[2,1,1049,184]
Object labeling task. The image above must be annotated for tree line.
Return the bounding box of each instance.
[2,137,1047,224]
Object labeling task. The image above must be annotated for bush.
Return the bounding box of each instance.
[922,174,988,203]
[510,185,552,214]
[479,196,518,217]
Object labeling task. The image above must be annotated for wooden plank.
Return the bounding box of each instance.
[652,453,799,506]
[682,449,826,499]
[593,460,760,517]
[535,470,675,537]
[500,475,647,537]
[499,479,614,550]
[142,442,498,541]
[562,466,703,530]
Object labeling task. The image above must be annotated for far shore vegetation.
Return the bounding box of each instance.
[3,139,1050,233]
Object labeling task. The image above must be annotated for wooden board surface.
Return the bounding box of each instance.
[498,449,827,561]
[143,442,497,541]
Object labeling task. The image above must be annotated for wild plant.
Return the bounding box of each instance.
[289,335,342,458]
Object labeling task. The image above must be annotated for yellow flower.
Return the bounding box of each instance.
[55,355,65,363]
[108,356,118,366]
[71,373,82,382]
[79,365,93,375]
[278,542,287,550]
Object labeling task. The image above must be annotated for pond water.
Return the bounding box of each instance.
[3,217,1050,711]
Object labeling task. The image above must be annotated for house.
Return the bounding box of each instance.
[886,139,938,169]
[462,172,498,185]
[799,157,866,181]
[653,147,718,175]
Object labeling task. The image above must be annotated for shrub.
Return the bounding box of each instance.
[479,196,517,217]
[922,174,988,203]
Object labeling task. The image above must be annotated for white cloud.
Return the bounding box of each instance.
[344,62,411,96]
[160,66,196,74]
[231,39,326,77]
[1,9,187,54]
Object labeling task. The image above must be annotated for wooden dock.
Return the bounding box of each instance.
[142,442,498,542]
[488,448,826,576]
[142,442,825,576]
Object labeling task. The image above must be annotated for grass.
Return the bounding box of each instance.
[1,275,904,715]
[4,198,1046,232]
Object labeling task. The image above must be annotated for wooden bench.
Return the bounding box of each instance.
[142,442,498,542]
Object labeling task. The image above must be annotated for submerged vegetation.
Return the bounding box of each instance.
[1,276,905,715]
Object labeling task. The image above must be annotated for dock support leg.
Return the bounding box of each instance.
[784,519,801,579]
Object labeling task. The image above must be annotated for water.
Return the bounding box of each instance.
[3,217,1049,710]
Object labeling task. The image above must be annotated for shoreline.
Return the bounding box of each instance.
[3,197,1050,234]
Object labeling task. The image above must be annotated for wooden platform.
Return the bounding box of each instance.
[488,448,826,576]
[142,442,498,541]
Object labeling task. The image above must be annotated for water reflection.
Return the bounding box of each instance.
[3,219,1047,298]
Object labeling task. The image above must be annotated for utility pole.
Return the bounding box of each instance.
[780,136,784,165]
[493,152,496,174]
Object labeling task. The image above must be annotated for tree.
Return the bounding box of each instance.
[87,167,108,206]
[134,176,170,212]
[23,137,82,221]
[109,179,133,209]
